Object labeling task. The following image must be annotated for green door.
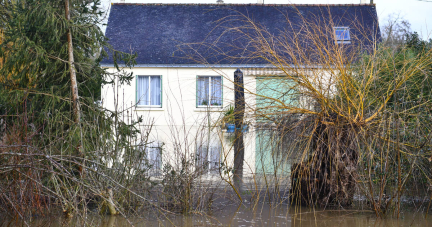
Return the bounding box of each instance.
[255,77,297,175]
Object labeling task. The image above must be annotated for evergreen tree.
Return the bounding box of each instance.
[0,0,134,136]
[0,0,137,216]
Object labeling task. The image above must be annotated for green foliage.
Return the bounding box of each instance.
[0,0,136,141]
[405,32,432,54]
[223,105,235,124]
[0,0,135,115]
[350,32,432,215]
[0,0,153,217]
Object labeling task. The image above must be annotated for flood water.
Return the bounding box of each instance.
[2,204,432,227]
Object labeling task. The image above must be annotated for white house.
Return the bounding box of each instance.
[101,2,380,180]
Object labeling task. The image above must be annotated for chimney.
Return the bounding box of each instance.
[257,0,264,4]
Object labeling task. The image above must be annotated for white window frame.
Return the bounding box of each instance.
[334,27,351,44]
[136,75,162,108]
[196,76,223,108]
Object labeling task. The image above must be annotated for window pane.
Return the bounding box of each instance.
[335,29,343,40]
[209,146,220,172]
[137,76,149,105]
[342,29,349,39]
[211,77,222,106]
[335,28,350,41]
[147,141,162,176]
[197,77,209,106]
[150,76,161,106]
[197,145,209,170]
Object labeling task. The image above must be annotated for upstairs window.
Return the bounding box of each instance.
[197,76,222,107]
[334,27,351,44]
[137,75,162,107]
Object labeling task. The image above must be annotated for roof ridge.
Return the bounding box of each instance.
[112,3,375,7]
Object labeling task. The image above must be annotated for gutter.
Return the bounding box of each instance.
[100,64,325,69]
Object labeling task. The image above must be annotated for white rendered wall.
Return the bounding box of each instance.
[102,67,257,176]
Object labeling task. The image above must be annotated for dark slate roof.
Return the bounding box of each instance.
[102,3,380,66]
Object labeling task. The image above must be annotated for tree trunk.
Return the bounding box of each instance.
[291,114,358,207]
[106,187,118,215]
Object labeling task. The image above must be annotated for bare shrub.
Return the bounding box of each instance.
[179,6,432,217]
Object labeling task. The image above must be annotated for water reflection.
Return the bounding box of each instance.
[2,205,432,227]
[100,215,117,227]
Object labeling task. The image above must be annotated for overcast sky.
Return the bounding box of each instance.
[100,0,432,40]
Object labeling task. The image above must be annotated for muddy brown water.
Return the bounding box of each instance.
[2,204,432,227]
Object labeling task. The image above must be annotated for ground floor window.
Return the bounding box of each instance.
[196,142,221,174]
[139,141,162,176]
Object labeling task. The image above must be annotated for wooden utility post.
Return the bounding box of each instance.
[65,0,84,180]
[233,69,245,191]
[65,0,81,124]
